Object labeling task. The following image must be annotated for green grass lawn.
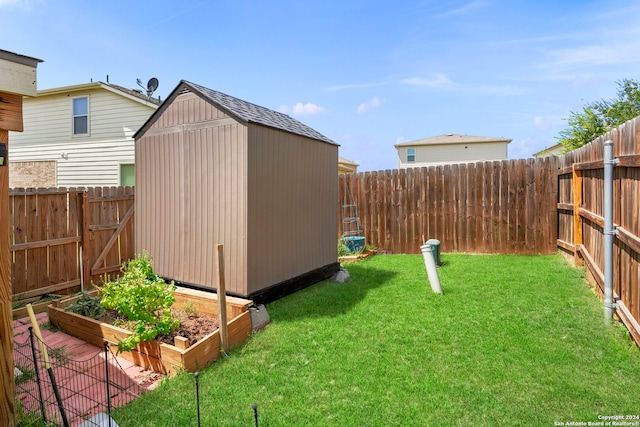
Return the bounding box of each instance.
[112,254,640,426]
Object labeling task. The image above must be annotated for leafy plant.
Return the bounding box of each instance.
[100,252,180,352]
[14,364,35,385]
[49,346,69,365]
[183,301,197,317]
[16,401,57,427]
[66,291,105,319]
[338,237,351,257]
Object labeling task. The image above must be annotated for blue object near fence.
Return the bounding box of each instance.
[343,236,365,253]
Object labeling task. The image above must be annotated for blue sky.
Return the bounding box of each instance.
[2,0,640,172]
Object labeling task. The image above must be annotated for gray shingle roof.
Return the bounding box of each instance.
[183,80,336,145]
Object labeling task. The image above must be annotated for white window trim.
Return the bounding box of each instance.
[407,147,416,162]
[72,95,90,137]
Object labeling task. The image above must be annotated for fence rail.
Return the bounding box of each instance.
[10,187,135,301]
[338,157,559,255]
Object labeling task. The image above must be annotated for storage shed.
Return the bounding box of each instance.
[134,80,339,303]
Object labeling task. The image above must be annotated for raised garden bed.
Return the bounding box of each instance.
[47,287,253,374]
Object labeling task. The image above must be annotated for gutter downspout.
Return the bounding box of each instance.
[603,140,618,324]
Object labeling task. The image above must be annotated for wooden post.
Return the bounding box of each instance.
[81,190,91,285]
[572,164,584,266]
[0,129,15,426]
[216,244,229,355]
[0,50,42,426]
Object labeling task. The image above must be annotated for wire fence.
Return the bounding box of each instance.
[14,327,147,427]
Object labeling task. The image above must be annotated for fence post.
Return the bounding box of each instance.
[194,371,201,427]
[28,327,47,423]
[104,342,112,427]
[216,244,229,355]
[81,190,91,285]
[572,164,584,265]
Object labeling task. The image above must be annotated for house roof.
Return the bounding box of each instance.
[34,81,161,106]
[338,157,359,167]
[533,143,564,157]
[395,134,512,148]
[135,80,336,145]
[0,48,43,68]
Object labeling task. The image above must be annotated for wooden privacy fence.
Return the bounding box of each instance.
[556,117,640,343]
[10,186,135,301]
[338,157,559,255]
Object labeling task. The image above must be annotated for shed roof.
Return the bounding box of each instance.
[395,134,511,147]
[135,80,336,145]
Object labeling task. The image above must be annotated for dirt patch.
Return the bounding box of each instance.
[95,309,220,347]
[158,310,220,346]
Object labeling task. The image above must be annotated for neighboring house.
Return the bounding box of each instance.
[533,143,564,158]
[395,133,511,169]
[338,156,359,174]
[8,81,160,188]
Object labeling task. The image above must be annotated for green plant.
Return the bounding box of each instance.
[49,346,69,365]
[66,291,105,319]
[15,401,57,427]
[14,364,35,385]
[338,236,365,256]
[101,252,180,352]
[39,321,60,332]
[183,301,196,317]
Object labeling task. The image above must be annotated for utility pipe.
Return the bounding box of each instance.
[603,140,618,324]
[421,242,443,294]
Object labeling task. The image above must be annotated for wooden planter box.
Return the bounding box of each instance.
[48,287,253,374]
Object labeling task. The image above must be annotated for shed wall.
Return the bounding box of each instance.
[246,124,338,294]
[135,92,248,295]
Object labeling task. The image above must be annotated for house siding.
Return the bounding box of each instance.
[135,91,249,295]
[398,141,508,169]
[9,85,156,187]
[246,124,338,295]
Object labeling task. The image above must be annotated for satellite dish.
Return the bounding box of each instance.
[147,78,159,95]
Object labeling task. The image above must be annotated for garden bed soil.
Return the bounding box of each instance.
[48,287,253,374]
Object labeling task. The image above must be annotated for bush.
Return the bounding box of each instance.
[100,252,179,352]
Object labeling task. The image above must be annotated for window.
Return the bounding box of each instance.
[73,97,89,135]
[407,148,416,162]
[120,164,135,186]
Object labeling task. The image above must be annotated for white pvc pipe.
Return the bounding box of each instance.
[421,243,443,294]
[603,140,618,324]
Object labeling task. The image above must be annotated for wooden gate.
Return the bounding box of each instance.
[10,187,135,302]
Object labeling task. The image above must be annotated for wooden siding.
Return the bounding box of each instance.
[246,124,338,294]
[135,92,248,295]
[9,86,156,187]
[398,141,508,169]
[339,157,558,255]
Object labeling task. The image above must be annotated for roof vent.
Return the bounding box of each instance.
[180,87,191,95]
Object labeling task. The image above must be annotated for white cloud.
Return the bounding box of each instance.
[279,102,326,115]
[402,74,458,90]
[357,96,382,114]
[292,102,326,115]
